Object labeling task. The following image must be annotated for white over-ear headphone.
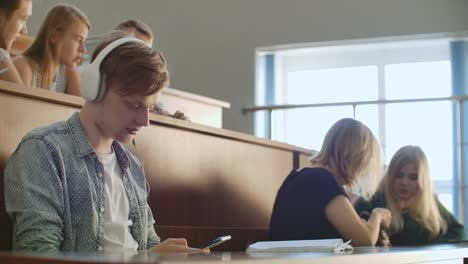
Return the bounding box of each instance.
[80,37,145,102]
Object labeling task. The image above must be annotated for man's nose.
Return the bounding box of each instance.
[136,108,150,127]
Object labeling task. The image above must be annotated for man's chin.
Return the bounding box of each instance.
[115,134,133,144]
[7,40,14,51]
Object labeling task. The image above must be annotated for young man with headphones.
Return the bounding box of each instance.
[4,31,206,254]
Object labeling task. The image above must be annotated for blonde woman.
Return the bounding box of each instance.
[269,118,390,246]
[355,145,465,245]
[14,4,89,95]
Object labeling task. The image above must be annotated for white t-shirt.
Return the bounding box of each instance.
[96,150,139,252]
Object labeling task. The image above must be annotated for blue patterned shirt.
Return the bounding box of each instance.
[4,112,160,252]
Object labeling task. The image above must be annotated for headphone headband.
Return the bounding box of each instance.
[92,37,145,66]
[80,37,146,102]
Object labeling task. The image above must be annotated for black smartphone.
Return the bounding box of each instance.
[202,235,232,249]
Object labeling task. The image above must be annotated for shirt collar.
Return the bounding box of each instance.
[67,112,130,170]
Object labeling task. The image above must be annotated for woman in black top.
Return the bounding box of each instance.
[269,118,391,246]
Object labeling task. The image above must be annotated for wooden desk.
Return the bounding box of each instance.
[159,87,230,128]
[1,244,468,264]
[0,81,314,251]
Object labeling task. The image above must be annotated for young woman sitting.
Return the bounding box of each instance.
[269,118,391,246]
[355,145,465,245]
[14,4,89,95]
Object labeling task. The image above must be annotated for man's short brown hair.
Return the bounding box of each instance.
[91,31,168,97]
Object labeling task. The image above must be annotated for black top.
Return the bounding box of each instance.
[269,167,347,241]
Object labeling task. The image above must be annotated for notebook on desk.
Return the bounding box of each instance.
[246,238,353,253]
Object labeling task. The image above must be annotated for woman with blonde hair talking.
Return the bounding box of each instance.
[269,118,391,246]
[14,4,89,95]
[355,145,465,245]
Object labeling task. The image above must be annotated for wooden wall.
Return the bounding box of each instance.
[0,81,314,251]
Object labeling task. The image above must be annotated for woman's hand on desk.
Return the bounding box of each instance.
[360,209,392,247]
[152,238,209,254]
[371,208,392,247]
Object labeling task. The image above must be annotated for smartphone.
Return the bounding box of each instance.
[202,235,232,249]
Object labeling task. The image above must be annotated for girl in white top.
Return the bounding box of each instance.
[14,4,89,95]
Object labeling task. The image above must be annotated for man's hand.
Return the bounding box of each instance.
[152,106,191,121]
[171,110,190,121]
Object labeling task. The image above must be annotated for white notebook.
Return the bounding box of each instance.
[246,239,353,253]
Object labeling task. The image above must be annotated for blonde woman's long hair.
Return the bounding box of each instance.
[309,118,383,200]
[383,145,447,239]
[23,4,90,89]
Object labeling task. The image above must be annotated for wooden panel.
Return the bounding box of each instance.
[131,124,293,229]
[299,152,314,169]
[159,87,230,128]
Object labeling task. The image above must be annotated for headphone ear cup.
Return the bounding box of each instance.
[95,73,107,102]
[80,63,101,102]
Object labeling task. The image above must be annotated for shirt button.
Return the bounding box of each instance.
[98,173,103,177]
[98,246,103,251]
[100,207,105,213]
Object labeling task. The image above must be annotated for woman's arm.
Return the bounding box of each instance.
[326,195,391,246]
[0,49,23,84]
[64,64,81,96]
[13,56,33,87]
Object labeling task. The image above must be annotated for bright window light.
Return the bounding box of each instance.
[386,61,451,99]
[287,66,378,104]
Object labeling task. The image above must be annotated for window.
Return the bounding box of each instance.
[256,38,456,214]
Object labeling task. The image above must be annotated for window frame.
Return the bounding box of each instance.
[260,38,457,215]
